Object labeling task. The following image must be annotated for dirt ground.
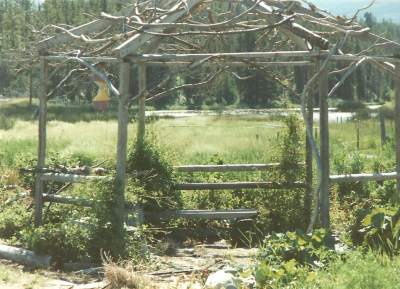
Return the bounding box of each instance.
[0,242,257,289]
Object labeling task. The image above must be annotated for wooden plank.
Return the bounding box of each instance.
[305,66,314,221]
[43,194,96,208]
[40,173,107,183]
[330,172,400,183]
[115,61,131,244]
[137,63,147,145]
[146,209,258,220]
[34,57,48,227]
[143,61,314,68]
[176,182,307,190]
[319,59,330,228]
[175,163,282,172]
[130,51,327,62]
[395,64,400,202]
[45,55,118,63]
[115,0,205,58]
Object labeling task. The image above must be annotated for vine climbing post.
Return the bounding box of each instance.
[115,60,131,252]
[319,58,330,228]
[137,63,147,145]
[34,56,48,227]
[395,64,400,203]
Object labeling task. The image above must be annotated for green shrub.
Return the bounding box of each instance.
[256,229,336,288]
[20,222,90,267]
[0,115,15,130]
[303,251,400,289]
[351,206,400,256]
[127,135,180,211]
[0,203,31,239]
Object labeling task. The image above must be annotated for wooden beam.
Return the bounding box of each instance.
[0,244,51,269]
[40,173,107,183]
[115,0,205,58]
[130,51,327,62]
[146,209,258,220]
[305,66,314,221]
[43,194,96,208]
[395,64,400,203]
[330,172,400,183]
[143,61,314,68]
[175,163,293,172]
[34,57,48,227]
[137,63,147,145]
[45,55,118,63]
[115,61,131,247]
[319,59,330,228]
[176,182,307,190]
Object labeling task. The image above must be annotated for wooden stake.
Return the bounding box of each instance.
[137,63,147,145]
[319,59,330,228]
[34,57,48,227]
[395,64,400,203]
[305,67,314,222]
[115,60,131,251]
[380,111,387,147]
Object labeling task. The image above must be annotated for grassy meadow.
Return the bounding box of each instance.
[0,99,394,169]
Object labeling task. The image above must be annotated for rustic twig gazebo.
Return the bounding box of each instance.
[34,0,400,245]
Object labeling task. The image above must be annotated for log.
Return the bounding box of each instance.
[319,59,330,228]
[43,194,96,207]
[176,181,307,190]
[0,244,51,268]
[395,64,400,202]
[146,209,258,220]
[330,172,400,183]
[34,56,48,227]
[175,163,282,172]
[40,173,107,183]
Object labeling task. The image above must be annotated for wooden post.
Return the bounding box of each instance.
[305,77,314,221]
[395,64,400,203]
[379,111,387,147]
[115,60,131,252]
[319,60,330,228]
[356,118,360,150]
[34,57,48,227]
[137,63,147,145]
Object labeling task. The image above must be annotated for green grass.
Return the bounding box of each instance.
[305,251,400,289]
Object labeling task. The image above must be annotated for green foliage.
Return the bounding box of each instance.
[303,251,400,289]
[127,135,180,211]
[256,229,335,288]
[0,203,31,240]
[20,222,90,267]
[351,206,400,256]
[333,149,367,200]
[0,115,15,130]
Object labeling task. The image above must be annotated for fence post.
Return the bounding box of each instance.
[137,63,147,145]
[34,56,48,227]
[319,60,330,228]
[115,60,131,252]
[305,67,314,222]
[380,111,387,147]
[395,65,400,203]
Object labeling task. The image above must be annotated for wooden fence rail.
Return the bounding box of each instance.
[176,181,307,190]
[330,172,400,183]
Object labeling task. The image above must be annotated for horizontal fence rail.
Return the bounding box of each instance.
[174,163,304,172]
[330,172,400,183]
[176,181,307,190]
[145,209,258,220]
[40,173,108,183]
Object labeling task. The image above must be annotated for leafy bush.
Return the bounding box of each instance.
[0,114,15,130]
[303,251,400,289]
[0,202,31,239]
[351,206,400,256]
[127,135,180,211]
[333,149,367,200]
[256,229,336,288]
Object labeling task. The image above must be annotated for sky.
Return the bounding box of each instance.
[34,0,400,23]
